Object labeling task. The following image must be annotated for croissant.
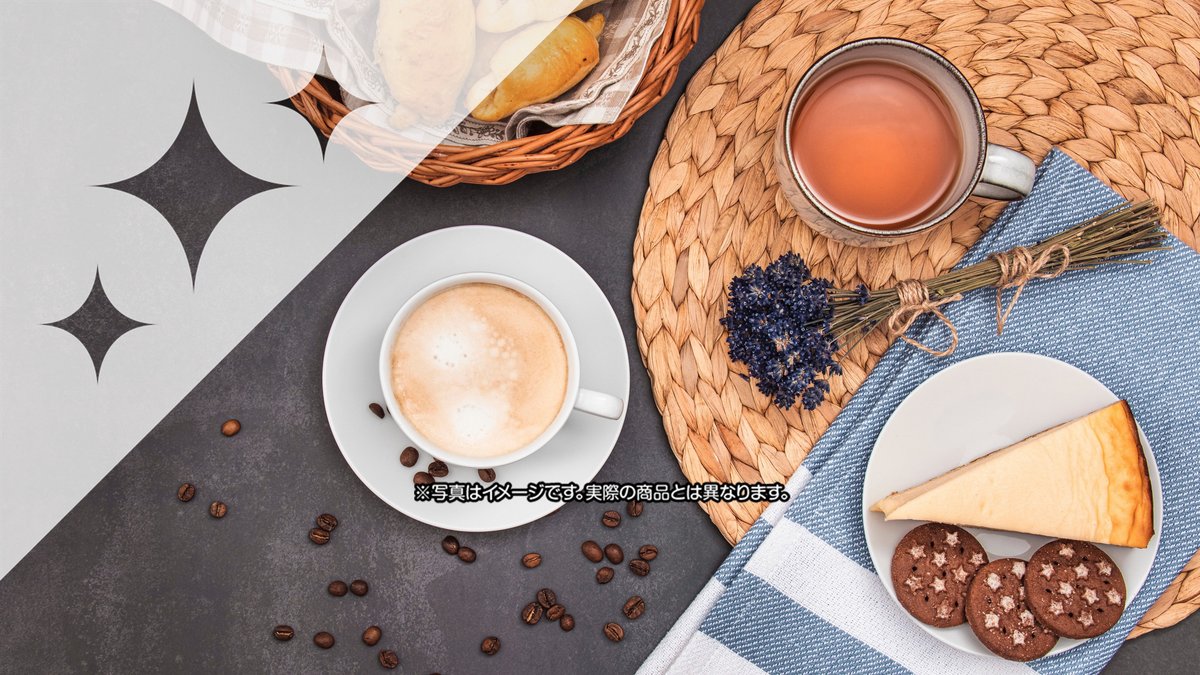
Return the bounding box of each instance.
[376,0,475,127]
[476,0,606,34]
[471,14,605,123]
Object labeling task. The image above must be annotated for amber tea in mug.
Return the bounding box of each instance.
[789,60,962,230]
[774,38,1037,248]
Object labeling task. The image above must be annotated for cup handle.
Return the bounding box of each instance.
[574,388,624,420]
[972,144,1036,200]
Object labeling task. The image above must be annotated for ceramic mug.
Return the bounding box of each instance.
[774,37,1037,248]
[378,272,624,468]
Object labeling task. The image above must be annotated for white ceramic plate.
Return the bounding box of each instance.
[323,226,629,532]
[862,353,1161,659]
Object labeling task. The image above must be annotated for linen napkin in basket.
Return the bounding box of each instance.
[639,149,1200,675]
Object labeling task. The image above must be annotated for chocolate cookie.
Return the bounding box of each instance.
[966,558,1058,661]
[1025,539,1126,639]
[891,523,988,627]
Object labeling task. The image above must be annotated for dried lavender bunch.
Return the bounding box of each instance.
[722,201,1167,411]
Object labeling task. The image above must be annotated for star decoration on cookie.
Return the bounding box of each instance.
[46,269,148,378]
[101,86,285,286]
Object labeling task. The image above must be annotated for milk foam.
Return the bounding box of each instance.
[390,283,568,457]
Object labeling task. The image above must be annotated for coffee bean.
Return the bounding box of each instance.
[596,566,614,584]
[273,625,294,641]
[176,483,196,502]
[368,402,386,419]
[209,501,227,519]
[560,614,575,632]
[627,499,644,517]
[362,626,382,646]
[457,546,476,563]
[638,545,658,561]
[478,468,496,482]
[521,552,542,569]
[313,631,334,649]
[413,472,434,485]
[603,622,624,642]
[582,540,603,563]
[623,595,646,620]
[378,649,399,669]
[316,513,338,532]
[350,579,368,596]
[428,460,449,478]
[221,419,241,437]
[441,535,459,555]
[309,527,330,545]
[601,510,621,528]
[629,559,651,576]
[328,580,348,597]
[546,604,565,622]
[536,588,556,609]
[400,446,419,467]
[521,602,543,625]
[604,544,624,564]
[481,636,501,655]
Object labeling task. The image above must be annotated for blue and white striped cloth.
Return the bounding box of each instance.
[639,150,1200,674]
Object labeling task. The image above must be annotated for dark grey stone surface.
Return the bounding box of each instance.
[0,1,1194,673]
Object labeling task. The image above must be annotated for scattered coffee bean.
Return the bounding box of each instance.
[177,483,196,502]
[629,559,651,576]
[604,544,624,564]
[413,472,434,485]
[309,527,331,545]
[428,460,449,478]
[582,540,603,563]
[313,631,335,649]
[350,579,369,596]
[604,622,624,643]
[537,588,557,609]
[457,546,477,563]
[328,580,348,597]
[560,614,575,632]
[368,402,386,419]
[638,544,658,561]
[627,499,644,517]
[400,446,419,467]
[316,513,338,532]
[522,602,543,625]
[209,501,227,519]
[522,552,542,569]
[623,595,646,620]
[547,604,565,622]
[273,625,294,641]
[362,626,382,646]
[601,510,621,528]
[596,567,614,584]
[221,419,241,437]
[478,468,497,482]
[481,636,501,655]
[378,649,399,669]
[441,535,459,555]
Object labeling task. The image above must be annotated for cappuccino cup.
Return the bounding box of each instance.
[379,272,624,469]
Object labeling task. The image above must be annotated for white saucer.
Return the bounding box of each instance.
[862,353,1160,659]
[323,226,629,532]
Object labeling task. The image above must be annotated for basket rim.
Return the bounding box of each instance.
[279,0,706,186]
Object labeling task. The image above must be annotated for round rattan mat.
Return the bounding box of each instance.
[632,0,1200,638]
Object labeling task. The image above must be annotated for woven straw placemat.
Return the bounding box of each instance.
[632,0,1200,637]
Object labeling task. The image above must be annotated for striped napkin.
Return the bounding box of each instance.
[640,149,1200,675]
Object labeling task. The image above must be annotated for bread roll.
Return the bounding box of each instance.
[476,0,606,34]
[376,0,475,128]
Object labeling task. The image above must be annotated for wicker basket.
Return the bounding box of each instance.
[281,0,705,187]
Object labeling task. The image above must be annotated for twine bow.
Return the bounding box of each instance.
[990,245,1071,334]
[885,280,963,357]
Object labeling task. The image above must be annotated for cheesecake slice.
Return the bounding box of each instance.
[871,400,1153,548]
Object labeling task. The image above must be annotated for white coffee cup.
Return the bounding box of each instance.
[378,272,624,468]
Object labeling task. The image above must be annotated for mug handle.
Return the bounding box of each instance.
[575,388,624,420]
[972,144,1036,200]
